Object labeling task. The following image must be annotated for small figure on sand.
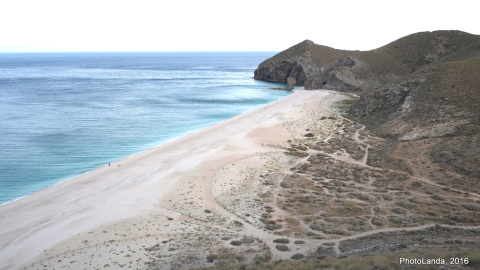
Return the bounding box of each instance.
[109,163,110,167]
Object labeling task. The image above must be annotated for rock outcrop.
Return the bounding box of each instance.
[254,60,306,86]
[254,31,480,91]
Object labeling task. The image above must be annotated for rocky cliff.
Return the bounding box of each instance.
[254,30,480,91]
[255,29,480,201]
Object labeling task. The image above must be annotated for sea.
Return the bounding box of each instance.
[0,52,289,205]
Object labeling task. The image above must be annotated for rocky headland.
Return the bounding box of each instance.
[255,30,480,196]
[243,30,480,269]
[254,30,480,91]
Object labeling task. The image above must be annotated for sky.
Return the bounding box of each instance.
[0,0,478,52]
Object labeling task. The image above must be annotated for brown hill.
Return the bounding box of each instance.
[349,44,480,190]
[255,29,480,201]
[254,30,480,91]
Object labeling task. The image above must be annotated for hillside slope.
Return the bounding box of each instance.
[254,30,480,91]
[349,44,480,192]
[256,29,480,209]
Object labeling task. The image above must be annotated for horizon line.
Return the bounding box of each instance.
[0,50,280,54]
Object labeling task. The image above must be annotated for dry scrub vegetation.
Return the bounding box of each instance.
[204,92,480,269]
[240,93,480,239]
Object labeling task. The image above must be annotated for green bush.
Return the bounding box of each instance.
[391,207,407,214]
[273,238,289,244]
[462,203,480,212]
[431,194,445,201]
[242,236,255,244]
[276,244,289,251]
[291,253,304,260]
[230,240,242,246]
[265,224,282,230]
[206,254,217,263]
[253,254,267,264]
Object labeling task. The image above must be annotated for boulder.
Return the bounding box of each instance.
[286,77,296,90]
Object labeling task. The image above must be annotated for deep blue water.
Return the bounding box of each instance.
[0,52,288,205]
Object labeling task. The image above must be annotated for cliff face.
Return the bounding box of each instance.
[254,31,480,91]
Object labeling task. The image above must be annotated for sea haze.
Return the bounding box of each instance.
[0,52,289,205]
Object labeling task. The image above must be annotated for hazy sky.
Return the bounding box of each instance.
[1,0,478,52]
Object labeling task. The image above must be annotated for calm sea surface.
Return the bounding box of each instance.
[0,52,288,205]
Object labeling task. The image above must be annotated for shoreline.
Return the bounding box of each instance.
[0,91,291,207]
[0,88,330,269]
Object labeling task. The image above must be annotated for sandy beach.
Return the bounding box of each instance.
[3,87,480,270]
[0,89,331,269]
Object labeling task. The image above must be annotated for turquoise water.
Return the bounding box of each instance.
[0,52,289,205]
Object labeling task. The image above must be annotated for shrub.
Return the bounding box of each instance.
[462,204,480,212]
[242,236,255,244]
[261,213,272,218]
[383,194,392,201]
[233,220,243,227]
[410,214,425,222]
[395,200,415,209]
[276,244,289,251]
[431,195,445,201]
[259,218,270,224]
[291,253,305,260]
[235,254,245,262]
[280,181,293,188]
[230,240,242,246]
[391,207,407,214]
[309,221,324,231]
[265,224,282,230]
[253,254,267,264]
[273,238,290,244]
[204,209,212,213]
[206,254,217,263]
[388,216,403,224]
[371,217,383,226]
[294,240,305,244]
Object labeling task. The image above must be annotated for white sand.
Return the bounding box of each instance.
[0,89,330,270]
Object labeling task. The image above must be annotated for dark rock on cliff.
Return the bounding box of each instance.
[254,31,480,91]
[304,77,321,90]
[254,60,306,86]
